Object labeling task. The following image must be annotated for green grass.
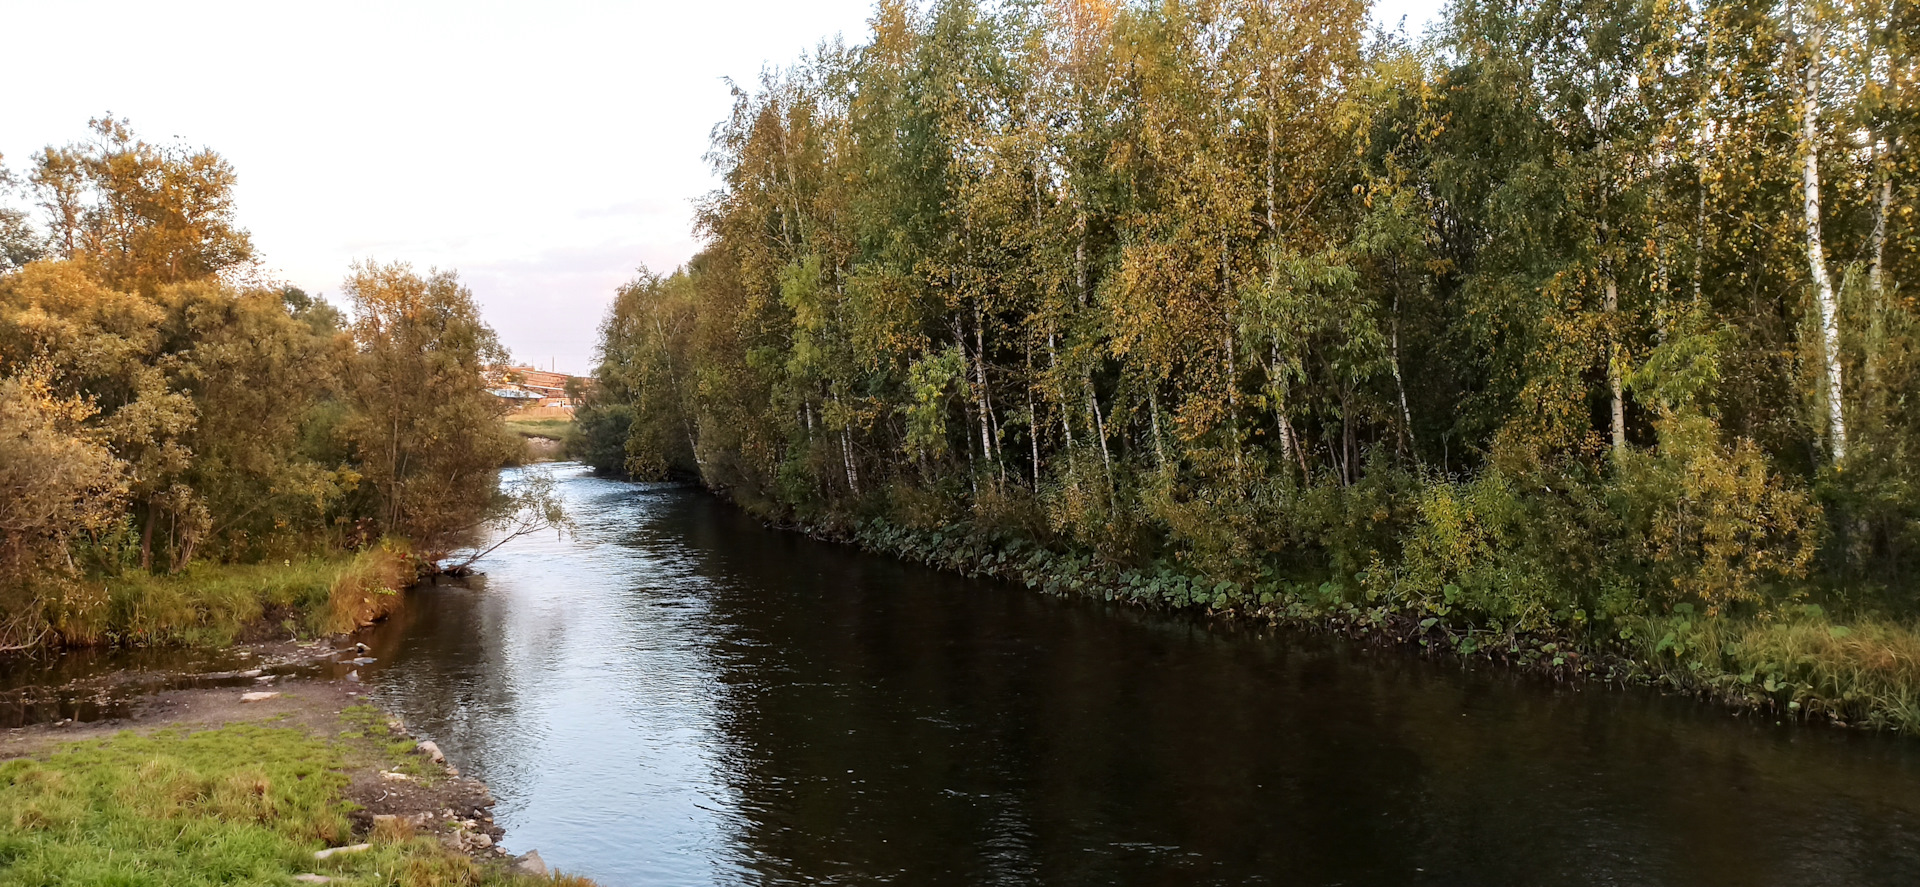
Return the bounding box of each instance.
[0,723,352,883]
[0,706,584,886]
[501,418,572,440]
[98,559,343,646]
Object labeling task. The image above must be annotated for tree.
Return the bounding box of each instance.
[31,117,254,294]
[579,266,703,478]
[342,261,521,554]
[0,260,197,571]
[0,156,46,273]
[594,0,1915,620]
[1789,0,1848,461]
[0,371,127,649]
[165,282,356,561]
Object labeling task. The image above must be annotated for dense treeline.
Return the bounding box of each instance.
[582,0,1919,718]
[0,119,524,649]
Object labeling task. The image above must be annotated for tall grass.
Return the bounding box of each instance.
[323,541,416,634]
[55,543,420,647]
[1632,606,1920,732]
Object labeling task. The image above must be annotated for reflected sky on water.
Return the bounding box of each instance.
[362,464,1920,886]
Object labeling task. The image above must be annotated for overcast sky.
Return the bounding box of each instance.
[2,0,1443,376]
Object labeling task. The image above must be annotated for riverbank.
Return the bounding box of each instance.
[755,510,1920,737]
[0,655,584,886]
[3,544,418,655]
[504,417,573,464]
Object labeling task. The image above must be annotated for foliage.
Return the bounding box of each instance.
[0,156,44,273]
[29,116,254,295]
[0,372,126,648]
[440,468,573,574]
[585,0,1920,727]
[573,268,699,479]
[341,262,522,555]
[1630,604,1920,733]
[0,120,528,647]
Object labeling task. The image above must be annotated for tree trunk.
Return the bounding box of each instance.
[1390,292,1419,462]
[842,428,860,496]
[1654,182,1671,342]
[1148,382,1168,476]
[1268,346,1306,477]
[1266,80,1280,240]
[1799,36,1847,462]
[655,316,699,462]
[175,528,197,575]
[973,304,1001,486]
[1341,394,1357,487]
[1048,330,1076,464]
[1089,378,1112,489]
[1221,239,1242,477]
[1606,273,1627,454]
[955,320,979,492]
[1694,154,1707,304]
[1076,215,1089,306]
[1866,140,1892,389]
[1868,141,1890,300]
[140,500,155,572]
[831,392,859,496]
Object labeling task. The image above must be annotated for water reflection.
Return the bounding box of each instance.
[364,465,1920,886]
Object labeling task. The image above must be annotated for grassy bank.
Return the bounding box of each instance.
[502,418,574,465]
[0,703,585,886]
[502,418,572,441]
[29,544,418,650]
[1629,608,1920,732]
[839,517,1920,736]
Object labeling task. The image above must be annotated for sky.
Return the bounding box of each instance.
[2,0,1444,376]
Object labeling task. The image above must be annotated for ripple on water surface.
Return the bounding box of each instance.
[361,464,1920,887]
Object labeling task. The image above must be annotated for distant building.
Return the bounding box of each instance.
[486,366,585,413]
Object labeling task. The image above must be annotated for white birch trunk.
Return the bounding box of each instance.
[1148,383,1168,474]
[1026,342,1041,490]
[1868,142,1890,299]
[1800,41,1847,462]
[1606,274,1627,454]
[1390,293,1418,460]
[1089,379,1112,487]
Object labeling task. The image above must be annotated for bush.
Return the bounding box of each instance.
[1614,415,1822,616]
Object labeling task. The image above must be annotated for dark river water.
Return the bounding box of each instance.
[356,464,1920,886]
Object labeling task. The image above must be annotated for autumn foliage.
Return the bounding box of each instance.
[0,119,522,649]
[580,0,1917,640]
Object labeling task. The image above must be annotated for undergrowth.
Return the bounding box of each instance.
[38,543,418,648]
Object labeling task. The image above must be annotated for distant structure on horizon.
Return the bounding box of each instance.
[485,365,585,414]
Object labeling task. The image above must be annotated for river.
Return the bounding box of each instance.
[356,464,1917,886]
